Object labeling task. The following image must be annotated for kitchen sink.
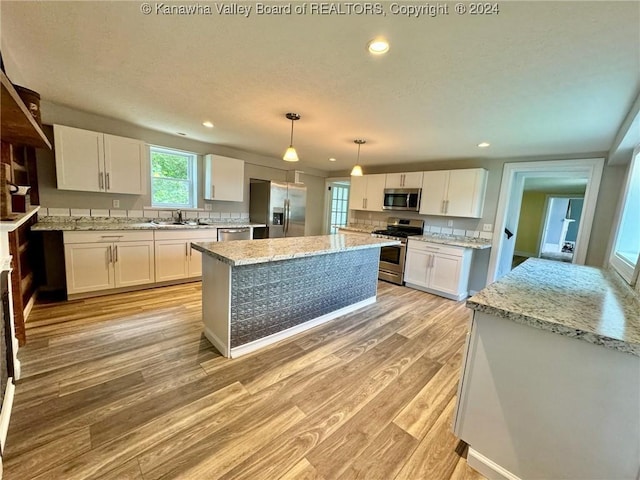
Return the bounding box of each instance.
[150,219,199,226]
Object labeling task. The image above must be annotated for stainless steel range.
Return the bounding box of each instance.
[372,217,424,285]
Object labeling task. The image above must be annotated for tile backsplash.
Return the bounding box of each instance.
[38,207,250,220]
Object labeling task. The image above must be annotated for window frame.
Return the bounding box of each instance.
[149,146,198,209]
[609,146,640,285]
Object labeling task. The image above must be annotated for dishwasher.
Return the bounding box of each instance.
[217,227,252,242]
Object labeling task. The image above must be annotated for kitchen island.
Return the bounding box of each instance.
[192,234,400,358]
[454,258,640,480]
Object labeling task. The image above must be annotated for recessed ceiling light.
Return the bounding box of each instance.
[329,157,337,162]
[367,38,389,55]
[478,142,491,148]
[202,121,214,128]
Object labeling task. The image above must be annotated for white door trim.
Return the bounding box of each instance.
[487,158,604,283]
[323,177,351,234]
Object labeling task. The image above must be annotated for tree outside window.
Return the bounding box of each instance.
[150,147,197,208]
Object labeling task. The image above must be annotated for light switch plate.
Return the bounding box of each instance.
[112,199,120,208]
[483,223,492,232]
[447,220,453,227]
[204,203,212,211]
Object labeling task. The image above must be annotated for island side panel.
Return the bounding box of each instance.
[230,248,379,349]
[455,310,640,480]
[201,254,231,357]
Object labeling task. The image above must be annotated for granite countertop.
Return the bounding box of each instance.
[337,225,376,234]
[192,233,400,266]
[31,217,265,232]
[467,258,640,356]
[410,233,492,250]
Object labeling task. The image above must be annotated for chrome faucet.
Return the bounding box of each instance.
[175,209,183,223]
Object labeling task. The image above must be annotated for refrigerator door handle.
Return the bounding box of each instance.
[284,199,290,234]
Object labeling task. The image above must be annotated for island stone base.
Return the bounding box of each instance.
[202,248,379,358]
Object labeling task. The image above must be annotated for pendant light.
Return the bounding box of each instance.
[350,139,366,176]
[283,113,301,162]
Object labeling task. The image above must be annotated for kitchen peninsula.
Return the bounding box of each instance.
[192,233,400,358]
[454,258,640,480]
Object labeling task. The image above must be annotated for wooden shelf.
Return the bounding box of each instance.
[0,71,51,150]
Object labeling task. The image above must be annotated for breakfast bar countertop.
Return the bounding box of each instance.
[192,233,400,266]
[467,258,640,356]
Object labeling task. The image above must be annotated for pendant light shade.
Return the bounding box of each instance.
[350,139,366,176]
[283,113,300,162]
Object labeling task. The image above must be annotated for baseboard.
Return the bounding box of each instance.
[467,448,522,480]
[404,283,465,301]
[203,326,229,358]
[0,379,15,452]
[513,250,536,258]
[229,297,377,358]
[67,278,201,300]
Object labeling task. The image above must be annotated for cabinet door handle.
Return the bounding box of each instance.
[211,185,215,199]
[108,245,112,264]
[99,172,104,190]
[441,200,445,213]
[106,172,110,190]
[113,245,118,262]
[445,200,449,214]
[185,243,188,257]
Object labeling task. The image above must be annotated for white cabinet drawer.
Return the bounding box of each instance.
[154,229,218,241]
[64,230,154,244]
[407,239,464,257]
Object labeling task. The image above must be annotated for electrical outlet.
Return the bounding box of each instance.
[447,220,453,227]
[112,199,120,208]
[204,203,212,211]
[483,223,492,232]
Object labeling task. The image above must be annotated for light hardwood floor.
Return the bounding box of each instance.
[4,281,486,480]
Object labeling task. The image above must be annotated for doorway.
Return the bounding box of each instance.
[488,158,604,283]
[539,196,584,262]
[323,178,351,234]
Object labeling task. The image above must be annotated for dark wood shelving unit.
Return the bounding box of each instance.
[1,72,50,149]
[1,70,50,345]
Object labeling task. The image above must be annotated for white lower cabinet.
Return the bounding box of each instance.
[154,230,217,282]
[64,231,155,295]
[404,239,472,300]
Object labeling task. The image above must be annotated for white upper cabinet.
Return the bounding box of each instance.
[348,174,386,211]
[54,125,146,195]
[419,168,488,218]
[103,134,146,194]
[204,154,244,202]
[385,172,424,189]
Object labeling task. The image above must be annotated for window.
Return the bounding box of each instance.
[610,147,640,284]
[150,146,197,208]
[329,183,350,234]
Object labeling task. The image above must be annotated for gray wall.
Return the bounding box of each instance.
[37,101,328,234]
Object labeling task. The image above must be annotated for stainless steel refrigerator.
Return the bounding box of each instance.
[250,180,306,238]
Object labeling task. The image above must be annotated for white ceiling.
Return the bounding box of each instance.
[2,1,639,172]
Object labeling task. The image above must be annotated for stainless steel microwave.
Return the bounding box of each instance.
[383,188,421,211]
